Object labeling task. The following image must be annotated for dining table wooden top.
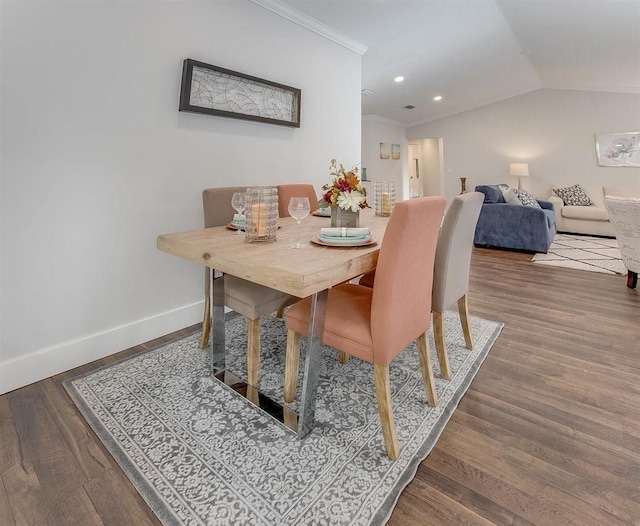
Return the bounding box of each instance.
[156,208,389,298]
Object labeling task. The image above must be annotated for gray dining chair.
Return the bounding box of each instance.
[201,187,298,387]
[430,192,483,379]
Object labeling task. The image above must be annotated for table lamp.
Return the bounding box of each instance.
[509,162,529,190]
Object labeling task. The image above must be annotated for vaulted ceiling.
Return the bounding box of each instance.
[274,0,640,126]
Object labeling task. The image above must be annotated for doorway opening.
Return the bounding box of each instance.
[408,138,444,197]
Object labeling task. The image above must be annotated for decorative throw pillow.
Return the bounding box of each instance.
[475,185,505,203]
[553,184,593,206]
[517,189,542,208]
[500,185,522,205]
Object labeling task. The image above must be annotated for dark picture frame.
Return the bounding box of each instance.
[179,59,301,127]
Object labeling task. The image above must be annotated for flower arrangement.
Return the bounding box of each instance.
[322,159,370,212]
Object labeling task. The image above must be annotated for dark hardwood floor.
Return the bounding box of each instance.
[1,248,638,525]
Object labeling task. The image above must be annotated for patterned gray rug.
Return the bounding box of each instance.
[531,234,625,275]
[64,312,502,526]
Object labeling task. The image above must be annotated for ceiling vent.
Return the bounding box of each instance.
[361,89,375,96]
[404,105,415,109]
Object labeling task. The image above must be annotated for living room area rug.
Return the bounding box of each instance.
[531,234,625,275]
[64,313,503,526]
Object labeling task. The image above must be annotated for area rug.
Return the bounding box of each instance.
[531,234,625,275]
[64,313,503,526]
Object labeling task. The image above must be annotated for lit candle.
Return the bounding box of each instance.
[381,192,391,215]
[252,203,267,236]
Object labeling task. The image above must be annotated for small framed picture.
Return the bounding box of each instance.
[380,142,390,159]
[391,144,400,160]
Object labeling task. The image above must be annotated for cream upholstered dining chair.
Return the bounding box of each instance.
[276,184,319,218]
[603,195,640,289]
[284,197,446,459]
[430,192,484,379]
[201,187,298,387]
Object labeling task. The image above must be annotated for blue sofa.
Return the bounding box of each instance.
[473,185,557,253]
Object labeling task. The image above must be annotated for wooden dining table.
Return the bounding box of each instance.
[156,208,389,438]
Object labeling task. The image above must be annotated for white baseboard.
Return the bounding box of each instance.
[0,301,204,396]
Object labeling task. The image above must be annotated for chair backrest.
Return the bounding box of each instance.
[604,195,640,273]
[202,186,248,228]
[276,184,319,218]
[370,197,446,365]
[432,192,484,312]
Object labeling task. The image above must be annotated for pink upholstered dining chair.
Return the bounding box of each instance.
[201,187,297,387]
[276,184,319,217]
[284,197,446,459]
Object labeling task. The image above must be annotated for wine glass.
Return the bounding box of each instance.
[410,188,424,198]
[288,197,310,248]
[231,192,246,235]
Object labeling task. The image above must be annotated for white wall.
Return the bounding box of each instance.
[408,89,640,202]
[0,0,362,394]
[361,117,408,200]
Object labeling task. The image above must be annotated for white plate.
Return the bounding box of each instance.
[310,235,377,247]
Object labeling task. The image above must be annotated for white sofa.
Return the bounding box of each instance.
[548,186,640,237]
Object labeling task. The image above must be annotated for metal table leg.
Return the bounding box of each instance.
[297,289,328,439]
[210,269,226,374]
[208,268,299,431]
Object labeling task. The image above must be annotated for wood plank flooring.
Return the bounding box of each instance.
[1,247,638,525]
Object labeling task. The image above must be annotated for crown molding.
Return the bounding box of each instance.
[362,114,407,128]
[541,82,640,95]
[250,0,368,56]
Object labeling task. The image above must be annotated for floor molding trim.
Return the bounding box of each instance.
[0,301,204,395]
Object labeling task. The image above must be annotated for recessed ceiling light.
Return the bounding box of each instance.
[394,76,404,83]
[433,95,442,101]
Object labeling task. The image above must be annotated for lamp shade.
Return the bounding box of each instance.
[509,163,529,177]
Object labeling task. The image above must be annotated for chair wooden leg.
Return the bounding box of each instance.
[458,294,474,350]
[276,308,285,318]
[200,269,211,349]
[417,332,438,406]
[432,311,451,380]
[373,364,400,460]
[246,318,261,387]
[628,270,638,289]
[339,351,349,364]
[246,385,260,405]
[284,329,301,403]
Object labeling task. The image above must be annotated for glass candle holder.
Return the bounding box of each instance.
[374,181,396,216]
[245,186,278,243]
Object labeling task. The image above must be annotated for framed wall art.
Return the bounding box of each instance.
[391,144,400,160]
[179,59,301,127]
[595,132,640,167]
[380,142,390,159]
